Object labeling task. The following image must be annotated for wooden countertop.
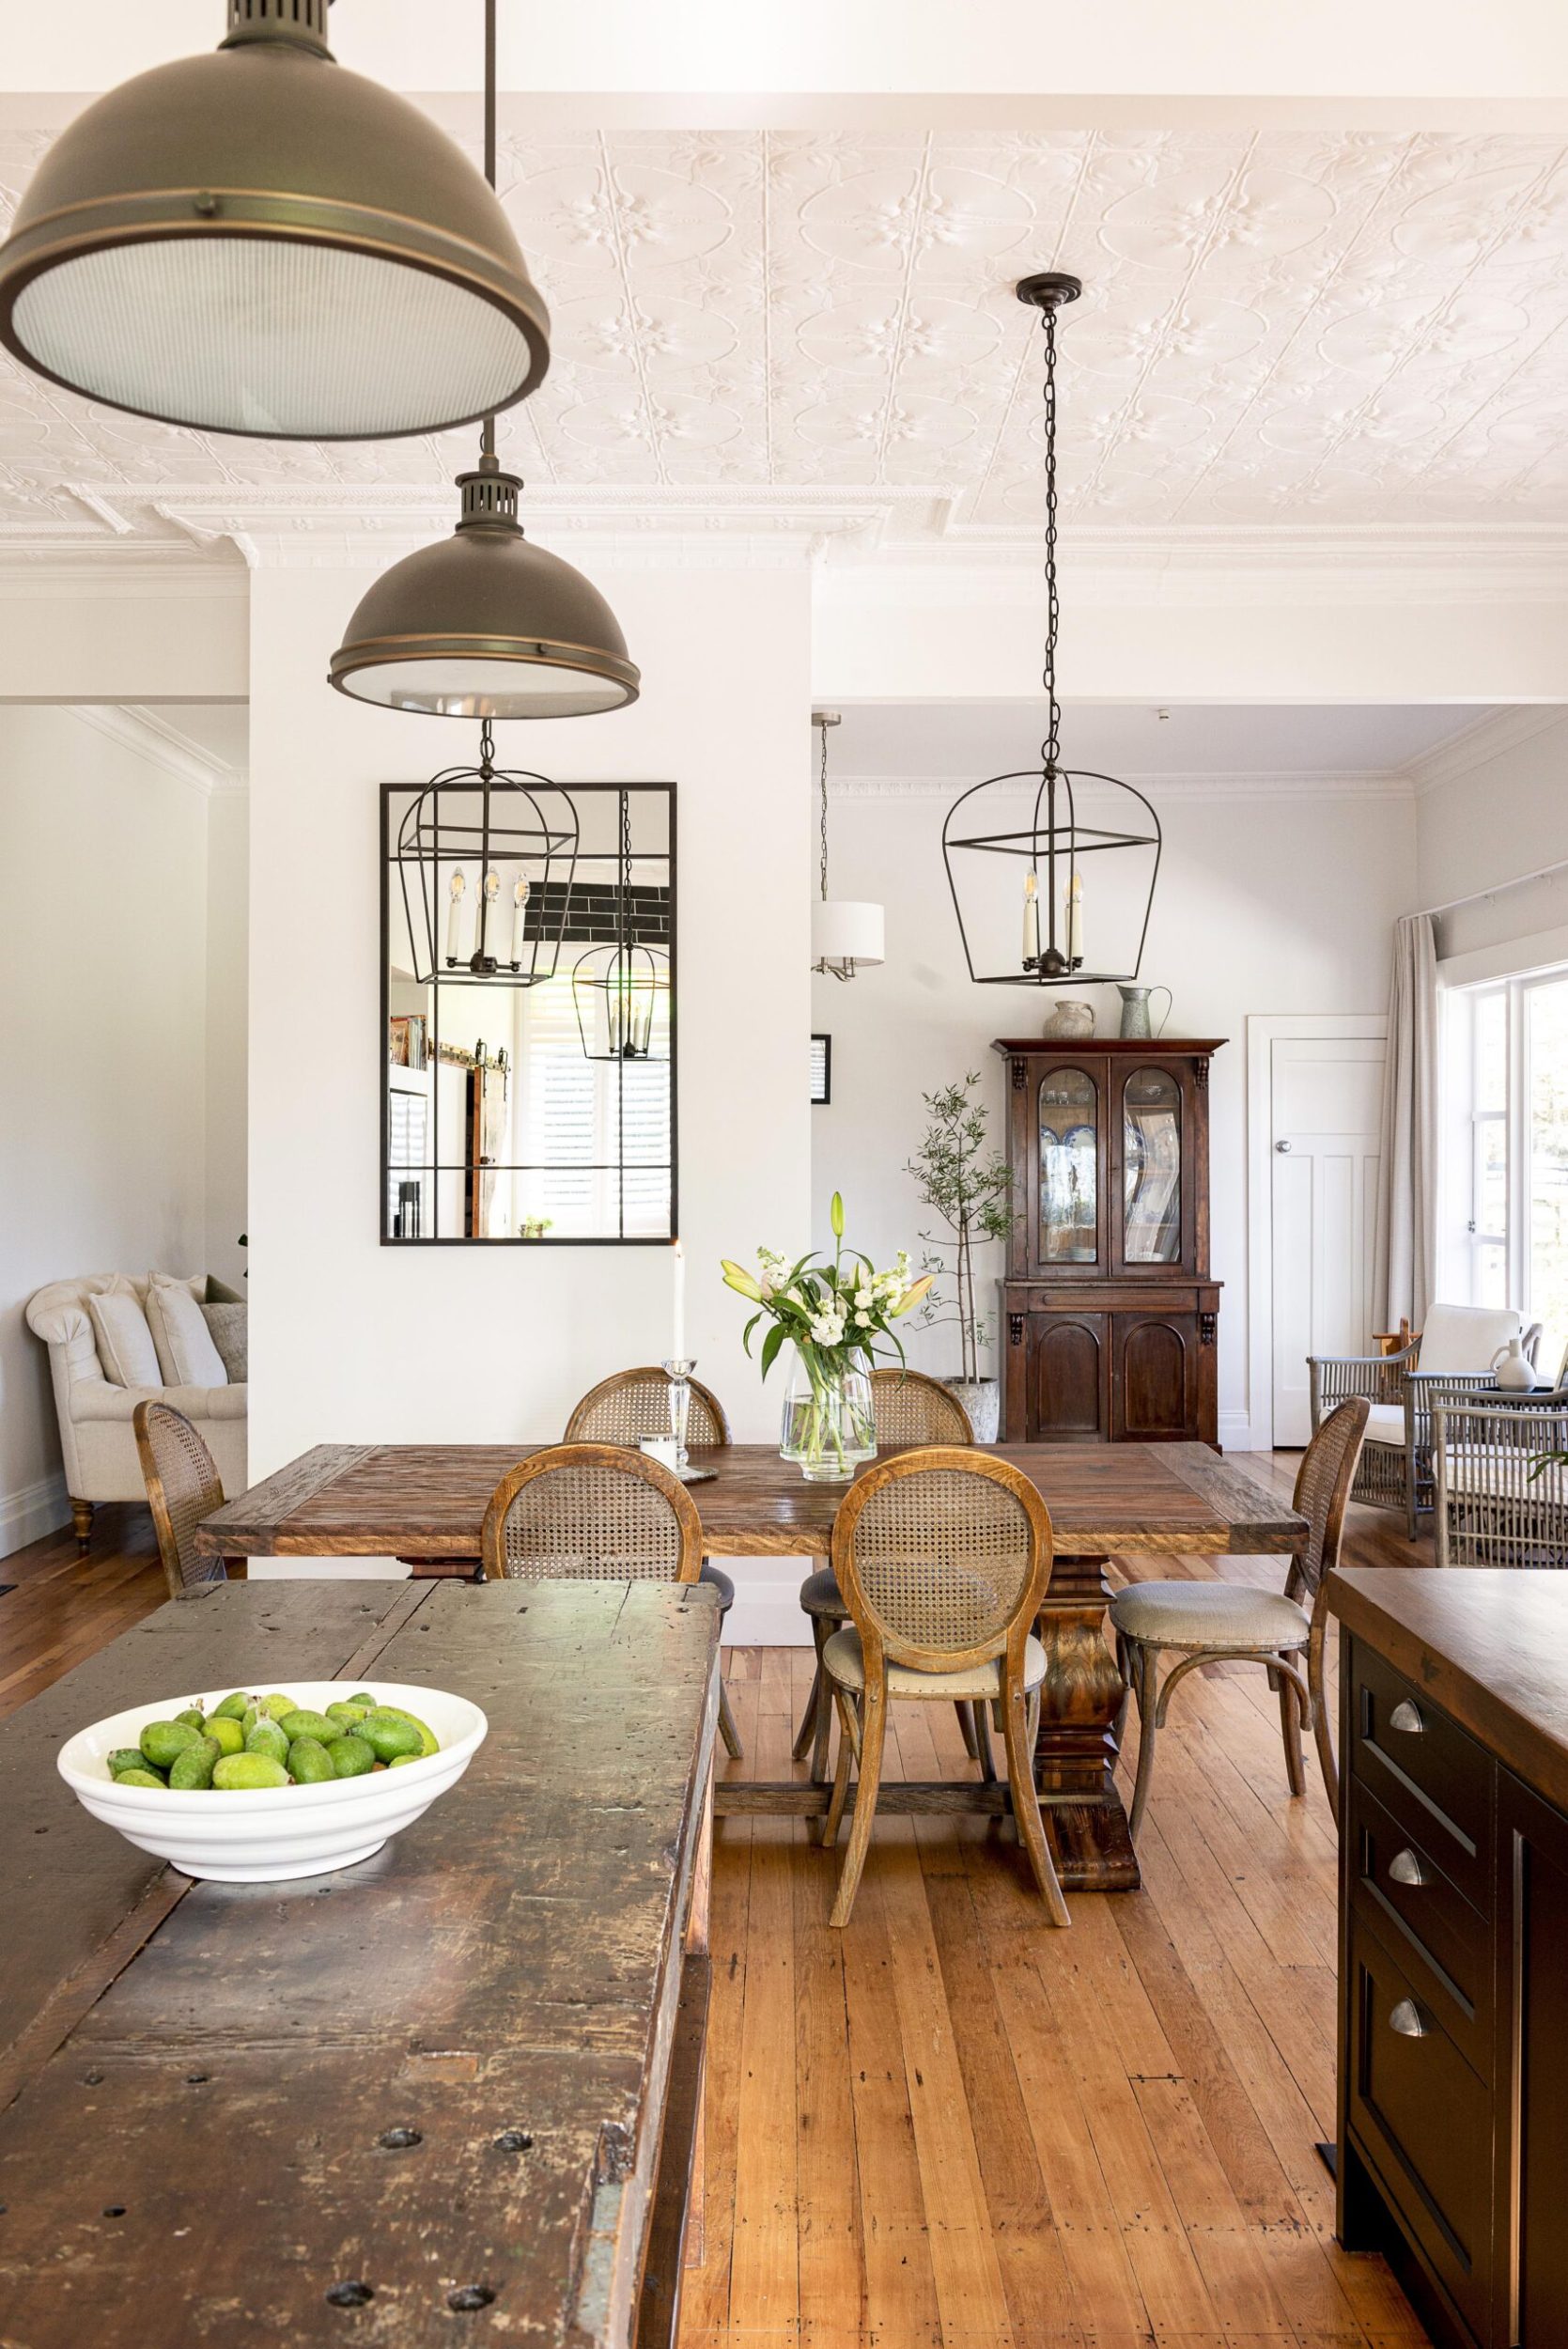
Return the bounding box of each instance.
[1327,1565,1568,1815]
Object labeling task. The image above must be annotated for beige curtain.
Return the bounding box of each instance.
[1374,912,1439,1329]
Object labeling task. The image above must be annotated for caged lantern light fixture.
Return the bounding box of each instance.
[812,710,884,982]
[0,0,551,442]
[392,722,579,988]
[574,790,670,1063]
[942,273,1161,988]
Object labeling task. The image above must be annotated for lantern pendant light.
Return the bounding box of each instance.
[942,274,1162,988]
[574,790,670,1063]
[329,2,637,719]
[812,710,884,982]
[0,0,550,442]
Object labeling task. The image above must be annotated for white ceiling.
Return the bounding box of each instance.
[829,699,1499,781]
[2,124,1568,550]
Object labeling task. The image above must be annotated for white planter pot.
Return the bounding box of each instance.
[940,1377,1001,1444]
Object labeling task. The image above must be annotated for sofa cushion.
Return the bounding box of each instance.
[147,1273,227,1388]
[200,1301,248,1381]
[72,1379,248,1423]
[86,1280,162,1388]
[1419,1303,1523,1378]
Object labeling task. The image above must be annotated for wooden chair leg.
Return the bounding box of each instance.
[1113,1630,1133,1744]
[829,1691,888,1928]
[71,1498,94,1556]
[791,1627,823,1761]
[1001,1679,1070,1927]
[718,1679,744,1761]
[973,1698,997,1783]
[1278,1654,1308,1797]
[955,1701,979,1759]
[819,1687,857,1848]
[1126,1641,1161,1843]
[1307,1605,1340,1819]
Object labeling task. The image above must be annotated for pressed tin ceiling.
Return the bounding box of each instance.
[2,124,1568,548]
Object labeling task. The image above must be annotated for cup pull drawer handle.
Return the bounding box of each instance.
[1389,1998,1428,2039]
[1388,1848,1428,1888]
[1389,1700,1424,1734]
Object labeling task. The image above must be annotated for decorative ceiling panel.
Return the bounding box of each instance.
[1,124,1567,544]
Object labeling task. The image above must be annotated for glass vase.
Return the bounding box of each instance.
[779,1348,877,1483]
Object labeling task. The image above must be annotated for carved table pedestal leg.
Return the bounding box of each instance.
[1032,1550,1140,1892]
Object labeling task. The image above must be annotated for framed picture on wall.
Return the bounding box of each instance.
[811,1034,831,1106]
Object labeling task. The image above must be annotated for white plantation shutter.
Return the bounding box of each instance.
[517,976,671,1237]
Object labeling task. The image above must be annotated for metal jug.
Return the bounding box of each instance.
[1117,984,1171,1040]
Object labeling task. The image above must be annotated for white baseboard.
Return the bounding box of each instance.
[1219,1410,1255,1451]
[0,1470,70,1559]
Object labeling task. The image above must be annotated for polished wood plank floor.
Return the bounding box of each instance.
[1,1464,1431,2346]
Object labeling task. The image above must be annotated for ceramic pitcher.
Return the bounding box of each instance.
[1492,1336,1538,1392]
[1116,984,1172,1040]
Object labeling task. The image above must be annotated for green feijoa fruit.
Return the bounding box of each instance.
[174,1706,207,1729]
[330,1735,376,1779]
[210,1691,250,1721]
[244,1718,289,1764]
[359,1712,423,1763]
[206,1716,244,1757]
[262,1692,298,1722]
[287,1736,334,1785]
[277,1709,342,1746]
[108,1747,150,1777]
[388,1751,422,1768]
[140,1719,203,1770]
[347,1691,378,1708]
[326,1703,368,1727]
[114,1768,167,1790]
[241,1704,260,1737]
[169,1737,222,1791]
[212,1753,289,1791]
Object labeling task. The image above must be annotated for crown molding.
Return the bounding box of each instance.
[1404,703,1568,795]
[69,705,241,799]
[831,768,1415,802]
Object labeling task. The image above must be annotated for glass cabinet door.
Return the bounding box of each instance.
[1122,1066,1182,1264]
[1038,1066,1098,1264]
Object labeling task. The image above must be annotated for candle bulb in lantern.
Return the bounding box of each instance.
[445,868,467,964]
[480,870,500,959]
[1022,869,1041,966]
[510,876,530,967]
[672,1238,686,1361]
[1065,870,1083,964]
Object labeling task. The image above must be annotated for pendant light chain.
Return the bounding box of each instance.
[1040,299,1061,777]
[818,716,831,902]
[481,0,498,468]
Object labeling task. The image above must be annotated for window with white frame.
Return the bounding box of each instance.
[1445,968,1568,1377]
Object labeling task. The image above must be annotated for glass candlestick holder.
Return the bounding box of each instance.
[661,1358,696,1472]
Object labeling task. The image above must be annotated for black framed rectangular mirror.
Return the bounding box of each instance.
[380,778,675,1244]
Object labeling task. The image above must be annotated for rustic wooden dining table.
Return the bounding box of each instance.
[197,1439,1306,1893]
[0,1578,719,2349]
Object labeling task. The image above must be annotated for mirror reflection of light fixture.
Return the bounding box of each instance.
[328,0,637,721]
[574,789,670,1061]
[812,710,883,982]
[0,0,549,441]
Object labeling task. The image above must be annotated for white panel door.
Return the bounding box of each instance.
[1271,1035,1385,1445]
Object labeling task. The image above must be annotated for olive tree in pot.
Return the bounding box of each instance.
[905,1072,1013,1441]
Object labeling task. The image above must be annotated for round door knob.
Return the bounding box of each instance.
[1275,1139,1293,1153]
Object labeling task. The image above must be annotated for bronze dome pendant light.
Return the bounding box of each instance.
[942,273,1161,987]
[0,0,550,442]
[330,3,638,719]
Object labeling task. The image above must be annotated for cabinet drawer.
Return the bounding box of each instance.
[1350,1643,1493,1902]
[1346,1909,1493,2339]
[1347,1773,1491,2079]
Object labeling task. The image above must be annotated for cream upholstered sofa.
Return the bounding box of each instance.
[25,1273,246,1551]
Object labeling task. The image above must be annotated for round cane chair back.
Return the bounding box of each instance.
[869,1368,974,1447]
[1289,1396,1370,1601]
[481,1442,704,1584]
[133,1400,227,1601]
[564,1367,732,1448]
[832,1447,1052,1678]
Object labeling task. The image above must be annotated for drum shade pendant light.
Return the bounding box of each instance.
[0,0,550,442]
[942,274,1161,987]
[812,710,883,981]
[329,0,638,719]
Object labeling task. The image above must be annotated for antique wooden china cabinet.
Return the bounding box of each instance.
[994,1037,1224,1448]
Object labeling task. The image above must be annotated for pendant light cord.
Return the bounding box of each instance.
[817,716,831,902]
[1039,299,1061,777]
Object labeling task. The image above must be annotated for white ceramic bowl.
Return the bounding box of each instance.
[57,1680,488,1883]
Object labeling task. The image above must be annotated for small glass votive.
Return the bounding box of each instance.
[660,1357,697,1473]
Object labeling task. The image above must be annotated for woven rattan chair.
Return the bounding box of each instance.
[1111,1395,1369,1836]
[481,1442,705,1589]
[564,1367,743,1758]
[816,1448,1069,1930]
[132,1399,230,1601]
[1433,1387,1568,1568]
[1309,1306,1540,1538]
[792,1368,978,1777]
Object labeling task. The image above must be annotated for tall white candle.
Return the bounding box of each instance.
[446,868,467,963]
[481,869,500,958]
[672,1238,686,1361]
[1023,869,1041,964]
[510,877,530,966]
[1065,871,1083,963]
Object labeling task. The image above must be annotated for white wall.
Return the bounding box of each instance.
[205,788,250,1290]
[811,780,1415,1445]
[245,562,812,1568]
[0,709,210,1548]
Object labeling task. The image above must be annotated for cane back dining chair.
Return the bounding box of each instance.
[1309,1303,1539,1538]
[1432,1385,1568,1569]
[133,1399,231,1600]
[792,1368,977,1775]
[1110,1395,1369,1837]
[816,1448,1070,1931]
[481,1442,705,1588]
[565,1367,743,1758]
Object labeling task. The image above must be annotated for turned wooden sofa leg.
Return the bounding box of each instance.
[71,1498,94,1556]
